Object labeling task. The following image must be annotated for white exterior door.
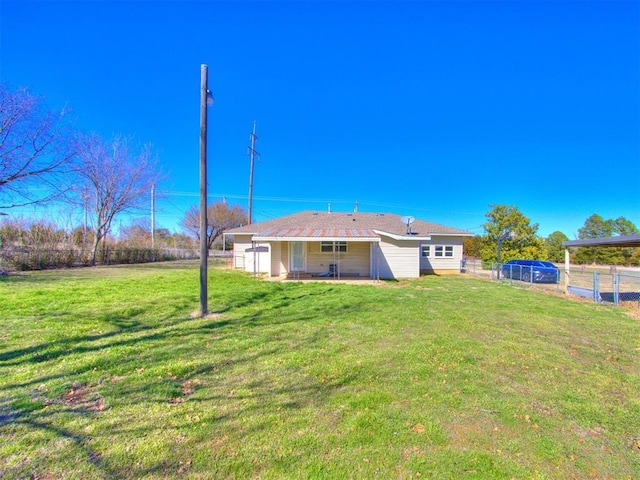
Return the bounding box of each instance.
[290,242,306,272]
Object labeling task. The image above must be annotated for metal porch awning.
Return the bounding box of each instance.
[563,234,640,248]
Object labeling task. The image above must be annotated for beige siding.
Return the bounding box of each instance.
[233,233,465,279]
[305,241,371,276]
[378,236,420,279]
[281,242,290,275]
[419,236,464,273]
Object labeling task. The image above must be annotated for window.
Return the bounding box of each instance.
[434,245,454,257]
[320,241,347,253]
[421,245,431,258]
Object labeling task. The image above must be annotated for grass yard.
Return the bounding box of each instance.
[1,261,639,479]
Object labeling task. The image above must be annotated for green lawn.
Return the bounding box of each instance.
[1,262,639,479]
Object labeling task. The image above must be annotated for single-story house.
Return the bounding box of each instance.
[224,210,473,280]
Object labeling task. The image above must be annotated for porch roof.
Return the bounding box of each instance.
[252,227,380,242]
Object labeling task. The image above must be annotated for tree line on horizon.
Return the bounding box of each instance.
[0,83,248,270]
[465,205,639,267]
[1,83,637,270]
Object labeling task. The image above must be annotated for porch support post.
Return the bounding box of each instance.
[564,247,570,293]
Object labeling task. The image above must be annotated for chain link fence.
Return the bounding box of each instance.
[490,262,561,293]
[0,247,200,271]
[462,259,640,308]
[566,269,640,306]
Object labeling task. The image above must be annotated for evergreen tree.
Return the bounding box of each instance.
[574,214,638,265]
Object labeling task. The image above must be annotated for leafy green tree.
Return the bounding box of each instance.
[612,217,638,236]
[479,204,546,264]
[545,231,569,263]
[612,216,639,264]
[575,214,612,265]
[463,235,483,259]
[574,214,638,265]
[578,214,612,239]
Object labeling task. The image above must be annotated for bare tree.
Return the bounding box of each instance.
[0,215,28,248]
[181,201,247,250]
[73,133,162,265]
[25,219,65,255]
[0,83,75,210]
[119,217,152,248]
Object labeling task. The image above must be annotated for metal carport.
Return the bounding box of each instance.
[562,234,640,294]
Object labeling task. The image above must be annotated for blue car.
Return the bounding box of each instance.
[501,259,559,283]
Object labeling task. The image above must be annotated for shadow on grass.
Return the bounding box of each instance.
[0,280,360,377]
[0,308,202,366]
[0,277,372,478]
[0,397,121,479]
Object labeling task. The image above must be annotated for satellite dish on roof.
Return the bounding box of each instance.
[400,215,415,235]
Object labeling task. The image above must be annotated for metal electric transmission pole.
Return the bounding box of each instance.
[247,121,260,225]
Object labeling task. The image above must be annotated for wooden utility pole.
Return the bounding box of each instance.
[199,64,210,315]
[83,191,88,249]
[247,121,259,224]
[151,184,155,250]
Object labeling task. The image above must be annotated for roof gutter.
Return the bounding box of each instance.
[374,230,431,241]
[252,235,380,242]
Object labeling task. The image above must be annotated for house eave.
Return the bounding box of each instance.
[252,235,380,243]
[374,230,431,241]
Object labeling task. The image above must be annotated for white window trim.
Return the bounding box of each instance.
[434,245,454,258]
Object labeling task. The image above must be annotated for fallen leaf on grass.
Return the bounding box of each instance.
[412,423,425,434]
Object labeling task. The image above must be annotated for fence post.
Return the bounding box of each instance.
[613,274,619,306]
[593,272,599,303]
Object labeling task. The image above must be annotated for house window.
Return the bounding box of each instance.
[421,245,431,258]
[320,241,347,253]
[434,245,454,257]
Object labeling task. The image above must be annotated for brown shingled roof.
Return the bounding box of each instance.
[226,211,472,239]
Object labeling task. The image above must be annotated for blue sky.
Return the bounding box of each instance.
[1,0,639,238]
